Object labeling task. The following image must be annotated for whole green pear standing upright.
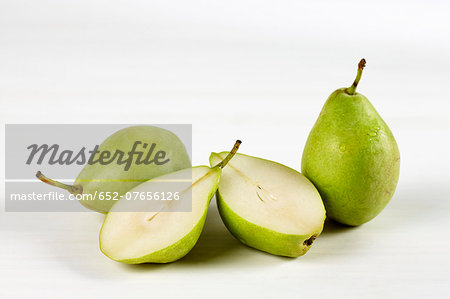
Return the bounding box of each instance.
[302,59,400,226]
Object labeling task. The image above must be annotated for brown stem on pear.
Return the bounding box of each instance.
[36,171,83,195]
[214,140,242,169]
[346,58,366,95]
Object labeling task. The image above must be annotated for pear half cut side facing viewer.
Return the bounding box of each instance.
[210,153,325,257]
[100,140,241,264]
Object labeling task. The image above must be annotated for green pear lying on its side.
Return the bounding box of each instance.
[37,125,191,213]
[99,140,241,264]
[210,152,326,257]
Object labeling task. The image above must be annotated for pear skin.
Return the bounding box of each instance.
[99,141,241,264]
[99,166,221,263]
[302,59,400,226]
[37,126,191,213]
[210,152,325,257]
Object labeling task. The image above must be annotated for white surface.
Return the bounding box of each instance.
[1,0,450,298]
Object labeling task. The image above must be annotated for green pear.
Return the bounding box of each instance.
[209,152,325,257]
[37,125,191,213]
[302,59,400,226]
[99,140,241,264]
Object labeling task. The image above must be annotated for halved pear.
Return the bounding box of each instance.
[100,141,241,264]
[209,153,326,257]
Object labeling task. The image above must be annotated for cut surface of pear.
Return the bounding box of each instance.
[100,140,241,264]
[100,167,219,263]
[210,152,325,257]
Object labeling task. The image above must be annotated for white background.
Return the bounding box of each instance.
[1,0,449,298]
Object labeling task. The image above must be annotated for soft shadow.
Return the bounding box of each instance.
[299,218,364,261]
[180,205,242,264]
[321,218,359,236]
[118,261,172,272]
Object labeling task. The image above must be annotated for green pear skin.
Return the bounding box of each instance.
[210,152,325,257]
[216,191,323,257]
[99,140,241,264]
[100,166,221,264]
[109,207,209,264]
[302,59,400,226]
[37,125,191,213]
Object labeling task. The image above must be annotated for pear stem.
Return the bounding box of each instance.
[36,171,83,194]
[215,140,242,169]
[346,58,366,95]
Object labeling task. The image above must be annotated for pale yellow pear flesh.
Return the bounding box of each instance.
[99,166,220,263]
[210,153,326,257]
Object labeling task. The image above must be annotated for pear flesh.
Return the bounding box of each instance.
[210,153,325,257]
[99,166,220,263]
[302,59,400,226]
[100,140,241,264]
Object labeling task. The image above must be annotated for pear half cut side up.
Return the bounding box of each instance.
[210,152,326,257]
[99,140,241,264]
